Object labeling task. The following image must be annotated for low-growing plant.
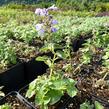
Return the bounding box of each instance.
[62,36,75,76]
[27,42,77,109]
[26,73,77,109]
[80,101,94,109]
[0,103,11,109]
[0,40,16,71]
[36,42,64,76]
[80,26,109,66]
[80,100,104,109]
[9,40,36,61]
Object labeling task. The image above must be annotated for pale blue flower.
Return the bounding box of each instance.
[38,29,45,36]
[51,27,58,32]
[35,24,45,36]
[35,8,42,15]
[35,8,48,16]
[51,20,58,25]
[35,24,43,31]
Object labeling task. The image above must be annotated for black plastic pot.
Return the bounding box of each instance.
[0,91,35,109]
[0,57,48,93]
[0,63,25,93]
[24,58,48,84]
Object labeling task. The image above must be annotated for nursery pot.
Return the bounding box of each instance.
[0,91,35,109]
[0,63,25,93]
[24,58,48,84]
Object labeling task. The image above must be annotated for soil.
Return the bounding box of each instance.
[1,94,30,109]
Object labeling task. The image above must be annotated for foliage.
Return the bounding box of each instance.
[26,6,78,109]
[10,40,36,61]
[1,0,109,12]
[0,40,17,71]
[80,101,94,109]
[80,26,109,65]
[26,73,77,109]
[0,104,11,109]
[79,26,109,87]
[94,101,104,109]
[0,6,109,71]
[80,101,104,109]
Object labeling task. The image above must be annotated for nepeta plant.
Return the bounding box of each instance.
[35,5,58,42]
[0,40,16,70]
[36,43,65,77]
[26,5,78,109]
[63,36,73,75]
[26,43,78,109]
[80,101,104,109]
[26,73,77,109]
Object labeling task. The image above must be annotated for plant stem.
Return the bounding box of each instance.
[102,71,109,80]
[50,52,57,77]
[73,62,84,74]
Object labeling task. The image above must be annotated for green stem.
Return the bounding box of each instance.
[50,52,57,77]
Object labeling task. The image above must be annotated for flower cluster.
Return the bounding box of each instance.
[35,8,48,16]
[35,5,58,41]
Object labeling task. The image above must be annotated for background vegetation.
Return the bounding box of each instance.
[0,0,109,12]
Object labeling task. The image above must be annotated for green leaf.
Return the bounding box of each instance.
[0,86,4,90]
[65,78,78,97]
[40,46,50,52]
[43,105,48,109]
[40,43,54,52]
[102,56,108,60]
[56,50,66,59]
[43,96,51,105]
[25,79,37,98]
[95,101,104,109]
[46,59,52,68]
[0,91,5,97]
[67,87,77,97]
[51,79,66,91]
[80,101,94,109]
[36,56,48,62]
[35,93,43,106]
[47,89,63,105]
[54,44,63,49]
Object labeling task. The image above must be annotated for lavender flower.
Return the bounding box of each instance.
[35,8,48,16]
[51,27,58,32]
[35,24,45,36]
[35,24,43,31]
[35,8,41,15]
[35,6,58,40]
[38,29,45,36]
[51,20,58,25]
[47,5,58,11]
